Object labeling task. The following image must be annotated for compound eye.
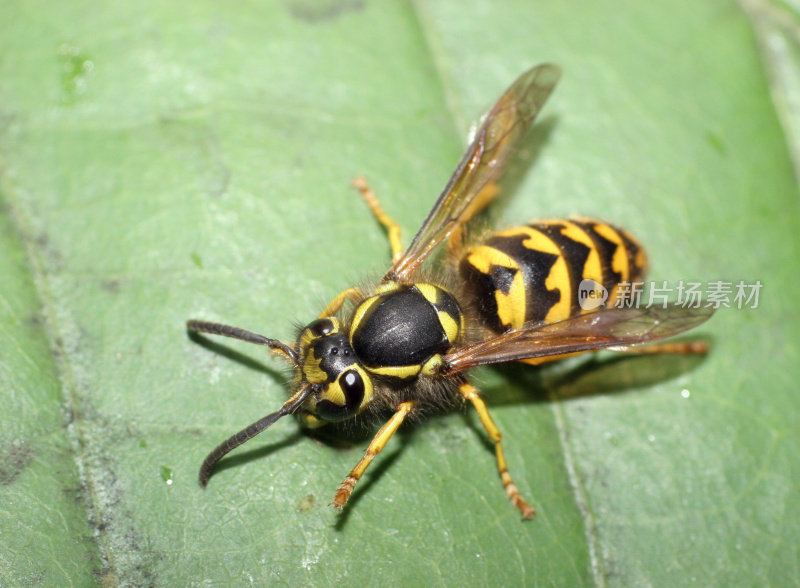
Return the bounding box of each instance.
[340,369,365,399]
[307,318,335,337]
[313,368,372,423]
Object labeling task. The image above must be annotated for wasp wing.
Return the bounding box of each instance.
[386,63,562,282]
[444,305,714,372]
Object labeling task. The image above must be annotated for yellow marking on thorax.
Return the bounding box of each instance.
[437,311,460,343]
[414,283,439,305]
[366,364,422,379]
[375,281,401,295]
[420,354,443,376]
[349,295,382,340]
[413,283,463,343]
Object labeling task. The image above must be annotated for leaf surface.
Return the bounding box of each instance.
[1,0,798,585]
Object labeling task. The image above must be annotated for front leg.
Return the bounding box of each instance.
[318,286,363,318]
[331,401,415,510]
[352,176,404,262]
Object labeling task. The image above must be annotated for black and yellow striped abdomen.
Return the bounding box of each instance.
[460,219,647,333]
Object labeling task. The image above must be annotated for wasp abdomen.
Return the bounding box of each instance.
[460,219,647,332]
[350,283,463,379]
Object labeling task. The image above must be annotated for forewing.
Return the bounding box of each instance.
[445,305,714,372]
[386,63,562,281]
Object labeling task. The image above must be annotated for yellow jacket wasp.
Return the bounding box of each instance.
[187,64,712,519]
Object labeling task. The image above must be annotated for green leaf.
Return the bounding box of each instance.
[1,0,798,585]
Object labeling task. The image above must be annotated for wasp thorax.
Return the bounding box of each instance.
[296,318,374,424]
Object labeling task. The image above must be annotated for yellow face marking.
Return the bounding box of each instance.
[320,379,346,406]
[302,347,328,384]
[298,412,326,429]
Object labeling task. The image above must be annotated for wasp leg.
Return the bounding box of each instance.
[320,174,402,318]
[612,341,709,355]
[459,382,535,519]
[522,339,709,366]
[352,176,403,262]
[331,400,415,510]
[318,286,363,318]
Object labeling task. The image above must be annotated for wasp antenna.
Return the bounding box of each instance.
[187,319,299,365]
[198,384,313,487]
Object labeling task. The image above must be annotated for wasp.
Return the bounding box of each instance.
[187,64,713,519]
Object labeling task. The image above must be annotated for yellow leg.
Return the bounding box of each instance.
[318,286,363,318]
[353,176,403,262]
[521,339,708,365]
[331,401,415,510]
[614,341,709,355]
[460,382,535,519]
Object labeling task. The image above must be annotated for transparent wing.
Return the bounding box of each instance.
[386,63,562,282]
[444,305,714,372]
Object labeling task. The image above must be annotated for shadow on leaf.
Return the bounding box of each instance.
[188,329,288,382]
[200,431,305,483]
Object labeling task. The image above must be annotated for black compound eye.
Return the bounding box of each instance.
[340,369,364,398]
[307,319,335,337]
[314,368,371,423]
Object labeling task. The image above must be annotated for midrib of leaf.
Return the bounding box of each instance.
[740,0,800,184]
[408,0,471,138]
[407,2,602,584]
[0,160,110,574]
[550,400,604,587]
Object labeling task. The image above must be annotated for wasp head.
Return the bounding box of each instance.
[294,317,374,427]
